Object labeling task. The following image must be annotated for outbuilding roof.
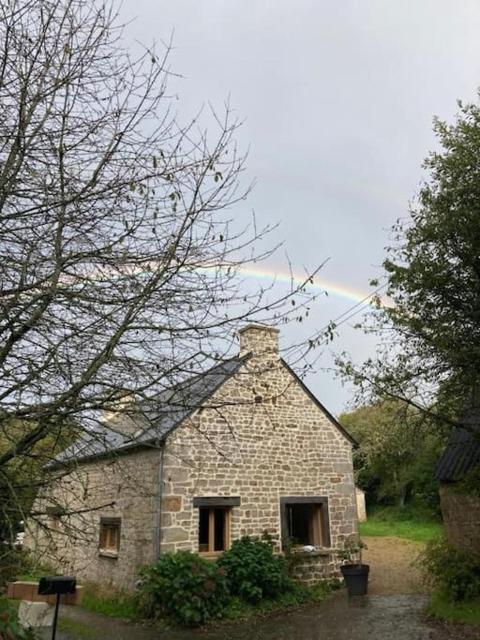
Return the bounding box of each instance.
[435,407,480,483]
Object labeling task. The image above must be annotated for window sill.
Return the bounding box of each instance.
[289,547,333,557]
[99,549,119,559]
[199,551,224,559]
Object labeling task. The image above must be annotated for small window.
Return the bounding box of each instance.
[281,497,330,549]
[193,497,239,554]
[198,507,231,553]
[46,506,64,530]
[99,518,121,556]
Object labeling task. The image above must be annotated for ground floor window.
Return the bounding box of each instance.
[193,496,240,554]
[99,517,121,555]
[198,507,231,552]
[280,497,330,549]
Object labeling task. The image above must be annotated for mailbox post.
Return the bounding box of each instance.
[38,576,76,640]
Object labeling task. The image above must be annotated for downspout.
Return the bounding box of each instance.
[154,439,165,560]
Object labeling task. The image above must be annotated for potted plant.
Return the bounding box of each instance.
[337,538,369,596]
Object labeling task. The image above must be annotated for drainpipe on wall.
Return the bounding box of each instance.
[154,439,165,560]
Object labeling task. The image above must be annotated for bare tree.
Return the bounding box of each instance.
[0,0,317,551]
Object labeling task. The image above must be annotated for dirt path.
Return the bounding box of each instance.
[362,535,426,595]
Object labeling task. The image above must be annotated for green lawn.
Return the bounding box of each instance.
[427,590,480,627]
[359,504,443,543]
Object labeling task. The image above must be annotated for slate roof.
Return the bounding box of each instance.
[53,355,248,467]
[435,406,480,483]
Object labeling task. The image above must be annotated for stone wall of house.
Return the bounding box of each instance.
[289,552,340,584]
[159,326,358,584]
[27,325,358,590]
[26,448,161,591]
[439,484,480,554]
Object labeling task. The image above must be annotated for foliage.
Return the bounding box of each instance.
[218,536,292,603]
[420,539,480,602]
[340,401,446,508]
[454,468,480,498]
[0,418,78,550]
[338,96,480,437]
[137,551,229,627]
[336,537,366,566]
[359,503,442,543]
[0,597,37,640]
[81,583,138,621]
[222,580,340,621]
[0,548,32,589]
[427,590,480,627]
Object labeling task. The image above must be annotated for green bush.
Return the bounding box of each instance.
[0,597,37,639]
[218,536,292,603]
[0,547,31,588]
[137,551,229,627]
[420,539,480,601]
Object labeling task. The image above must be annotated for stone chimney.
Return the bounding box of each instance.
[103,393,142,438]
[239,324,280,359]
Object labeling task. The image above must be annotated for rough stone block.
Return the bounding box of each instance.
[162,527,189,543]
[163,496,182,511]
[18,601,54,628]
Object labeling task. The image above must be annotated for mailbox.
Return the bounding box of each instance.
[38,576,76,640]
[38,576,76,596]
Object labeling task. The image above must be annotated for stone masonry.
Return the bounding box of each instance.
[28,325,358,590]
[439,485,480,554]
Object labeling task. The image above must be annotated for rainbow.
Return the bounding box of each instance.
[56,260,382,308]
[210,264,376,306]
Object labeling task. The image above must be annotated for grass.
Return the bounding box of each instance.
[15,571,138,622]
[359,503,443,543]
[81,582,138,621]
[427,590,480,627]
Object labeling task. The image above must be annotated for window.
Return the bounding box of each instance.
[193,497,240,554]
[280,497,330,549]
[99,518,121,556]
[46,506,64,530]
[198,507,231,553]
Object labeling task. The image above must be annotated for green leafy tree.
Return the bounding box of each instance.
[340,401,446,507]
[339,96,480,429]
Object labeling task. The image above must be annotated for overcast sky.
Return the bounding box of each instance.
[123,1,480,414]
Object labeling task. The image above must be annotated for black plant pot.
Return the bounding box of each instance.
[340,563,370,596]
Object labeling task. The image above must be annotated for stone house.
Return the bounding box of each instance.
[435,406,480,554]
[28,325,358,590]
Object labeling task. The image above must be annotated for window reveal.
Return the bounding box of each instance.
[280,497,330,549]
[198,507,231,553]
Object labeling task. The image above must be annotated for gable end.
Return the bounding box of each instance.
[279,359,357,446]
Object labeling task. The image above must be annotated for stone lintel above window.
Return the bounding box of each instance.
[193,497,241,508]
